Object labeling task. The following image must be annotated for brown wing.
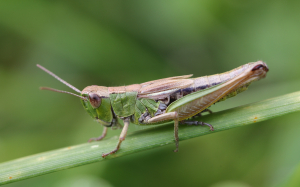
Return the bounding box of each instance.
[140,74,193,87]
[139,78,194,95]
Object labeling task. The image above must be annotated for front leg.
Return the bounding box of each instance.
[102,118,130,158]
[88,127,108,142]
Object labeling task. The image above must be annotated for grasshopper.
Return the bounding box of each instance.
[37,61,269,157]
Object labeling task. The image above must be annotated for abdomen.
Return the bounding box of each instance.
[169,63,252,101]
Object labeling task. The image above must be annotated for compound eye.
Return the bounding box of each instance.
[88,93,102,108]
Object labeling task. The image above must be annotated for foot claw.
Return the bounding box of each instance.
[88,136,105,142]
[180,120,214,131]
[102,153,109,158]
[203,122,214,131]
[102,149,118,158]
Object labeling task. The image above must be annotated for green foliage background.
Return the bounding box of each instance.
[0,1,300,187]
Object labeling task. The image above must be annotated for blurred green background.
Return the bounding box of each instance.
[0,1,300,187]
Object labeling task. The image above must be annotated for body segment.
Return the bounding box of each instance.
[38,61,269,157]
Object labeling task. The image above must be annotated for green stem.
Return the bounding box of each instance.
[1,91,300,185]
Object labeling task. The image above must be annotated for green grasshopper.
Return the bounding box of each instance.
[37,61,269,157]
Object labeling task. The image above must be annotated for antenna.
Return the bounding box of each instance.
[37,64,86,100]
[36,64,81,93]
[40,87,86,100]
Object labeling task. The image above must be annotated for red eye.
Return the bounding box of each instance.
[89,93,102,108]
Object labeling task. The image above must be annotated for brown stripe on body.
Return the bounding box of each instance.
[108,86,126,94]
[125,84,141,92]
[108,84,141,94]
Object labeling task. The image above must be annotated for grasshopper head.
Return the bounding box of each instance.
[81,86,113,127]
[37,64,113,127]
